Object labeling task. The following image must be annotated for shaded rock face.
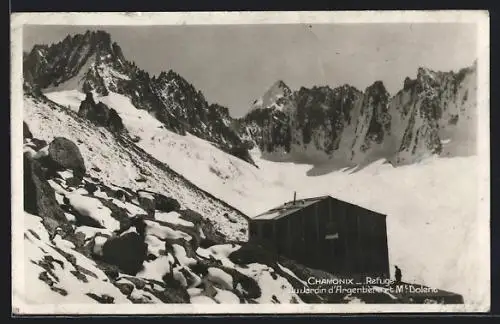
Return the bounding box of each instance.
[240,108,292,155]
[23,153,38,215]
[23,121,33,140]
[101,232,148,275]
[107,108,125,133]
[23,152,72,236]
[78,92,125,133]
[48,137,86,178]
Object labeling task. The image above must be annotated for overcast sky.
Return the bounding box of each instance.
[23,24,477,117]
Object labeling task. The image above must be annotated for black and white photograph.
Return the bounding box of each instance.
[11,11,490,314]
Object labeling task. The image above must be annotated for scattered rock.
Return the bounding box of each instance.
[30,138,48,151]
[97,198,132,229]
[85,293,115,304]
[179,209,225,247]
[101,232,148,275]
[228,242,278,267]
[51,287,68,296]
[113,189,131,202]
[104,269,120,281]
[115,281,135,296]
[70,270,89,283]
[66,176,83,187]
[137,191,155,217]
[84,181,98,195]
[124,276,147,290]
[154,193,181,213]
[160,287,191,303]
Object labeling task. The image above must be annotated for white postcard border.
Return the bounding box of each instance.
[11,10,491,315]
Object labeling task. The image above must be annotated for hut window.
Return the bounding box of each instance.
[325,220,339,240]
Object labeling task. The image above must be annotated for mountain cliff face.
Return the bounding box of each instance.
[239,62,477,167]
[23,30,254,165]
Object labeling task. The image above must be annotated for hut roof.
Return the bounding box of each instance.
[252,195,386,221]
[252,195,330,221]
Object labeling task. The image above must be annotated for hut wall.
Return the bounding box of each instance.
[249,197,389,279]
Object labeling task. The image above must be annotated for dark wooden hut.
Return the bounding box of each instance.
[249,194,390,280]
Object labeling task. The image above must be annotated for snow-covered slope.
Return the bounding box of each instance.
[24,94,249,241]
[21,119,424,306]
[44,89,486,306]
[45,90,276,215]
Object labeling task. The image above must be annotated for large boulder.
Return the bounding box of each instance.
[101,232,148,275]
[228,242,278,267]
[47,137,86,178]
[154,193,181,213]
[23,152,72,236]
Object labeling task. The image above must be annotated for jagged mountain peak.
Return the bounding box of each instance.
[272,79,290,91]
[251,79,293,111]
[364,80,389,97]
[30,30,115,56]
[332,84,363,96]
[416,66,440,82]
[23,29,131,93]
[156,69,180,81]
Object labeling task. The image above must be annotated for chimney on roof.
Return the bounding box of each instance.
[293,191,296,205]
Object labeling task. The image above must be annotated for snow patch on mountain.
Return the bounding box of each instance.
[251,80,292,112]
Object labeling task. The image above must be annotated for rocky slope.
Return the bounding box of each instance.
[238,62,477,167]
[23,30,255,165]
[23,93,249,241]
[21,112,459,304]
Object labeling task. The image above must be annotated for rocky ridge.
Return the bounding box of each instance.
[237,63,477,167]
[23,30,255,166]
